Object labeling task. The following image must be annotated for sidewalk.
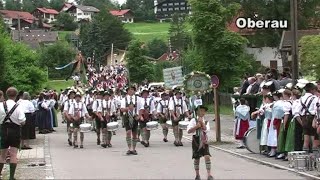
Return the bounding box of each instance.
[2,134,47,179]
[200,113,320,178]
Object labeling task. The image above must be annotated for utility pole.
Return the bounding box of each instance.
[291,0,299,85]
[111,43,114,65]
[18,14,21,41]
[168,38,172,60]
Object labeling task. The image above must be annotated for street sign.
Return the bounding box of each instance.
[211,75,219,88]
[163,66,184,89]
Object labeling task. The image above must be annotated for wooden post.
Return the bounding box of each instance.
[214,87,221,142]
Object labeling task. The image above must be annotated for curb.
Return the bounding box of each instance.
[182,135,320,180]
[44,134,54,179]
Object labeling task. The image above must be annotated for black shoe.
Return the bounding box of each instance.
[101,144,107,148]
[174,141,179,146]
[131,150,138,155]
[68,139,72,146]
[283,156,288,161]
[195,175,201,180]
[107,144,112,147]
[126,150,131,155]
[143,142,148,147]
[276,153,285,159]
[208,175,214,180]
[97,139,100,145]
[236,146,245,149]
[163,138,168,142]
[74,145,78,148]
[145,142,149,147]
[80,145,83,149]
[113,131,116,135]
[179,142,183,146]
[141,141,146,146]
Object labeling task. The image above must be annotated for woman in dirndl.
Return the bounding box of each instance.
[234,98,250,148]
[267,91,284,157]
[276,89,292,160]
[20,92,36,149]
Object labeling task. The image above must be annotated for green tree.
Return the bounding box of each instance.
[168,13,191,51]
[125,0,155,22]
[5,0,22,10]
[22,0,50,12]
[55,12,78,31]
[126,40,154,83]
[39,41,77,79]
[0,38,46,93]
[146,38,168,59]
[189,0,254,90]
[300,35,320,79]
[0,1,4,10]
[50,0,65,11]
[79,9,131,64]
[82,0,116,10]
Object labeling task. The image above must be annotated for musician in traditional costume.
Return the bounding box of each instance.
[298,83,318,153]
[109,90,117,135]
[234,98,250,149]
[92,91,104,145]
[187,105,214,180]
[63,90,76,146]
[140,89,156,147]
[157,92,170,142]
[276,89,292,160]
[169,88,190,146]
[120,86,143,155]
[267,90,284,157]
[68,93,91,148]
[101,92,116,148]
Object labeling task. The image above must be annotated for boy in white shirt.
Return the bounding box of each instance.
[187,105,213,180]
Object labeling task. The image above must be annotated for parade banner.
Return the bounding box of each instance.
[183,71,212,95]
[163,66,184,89]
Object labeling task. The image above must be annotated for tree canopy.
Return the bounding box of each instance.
[125,0,155,22]
[145,38,168,59]
[168,13,191,51]
[49,0,65,11]
[81,0,116,10]
[189,0,255,90]
[300,35,320,79]
[79,9,132,64]
[55,12,78,31]
[5,0,22,11]
[22,0,50,12]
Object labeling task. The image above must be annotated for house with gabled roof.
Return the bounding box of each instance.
[0,10,35,29]
[66,5,100,22]
[109,9,134,23]
[32,7,59,23]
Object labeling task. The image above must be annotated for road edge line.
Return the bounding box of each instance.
[181,135,320,179]
[44,134,54,179]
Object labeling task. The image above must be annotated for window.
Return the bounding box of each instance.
[163,3,167,6]
[162,8,167,11]
[78,13,82,15]
[174,2,179,5]
[175,7,179,10]
[180,7,185,10]
[180,2,185,5]
[168,3,173,6]
[157,8,161,11]
[168,8,173,11]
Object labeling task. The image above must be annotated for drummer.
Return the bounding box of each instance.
[140,89,156,147]
[92,91,104,146]
[120,86,144,155]
[157,92,170,142]
[169,88,190,146]
[187,105,213,180]
[68,93,91,148]
[101,91,116,148]
[63,90,76,146]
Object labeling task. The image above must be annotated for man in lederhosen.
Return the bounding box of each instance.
[187,105,214,180]
[68,93,91,148]
[109,90,117,135]
[63,90,76,146]
[169,88,189,146]
[140,89,156,147]
[101,91,116,148]
[0,87,26,180]
[120,86,143,155]
[92,91,104,145]
[157,92,170,142]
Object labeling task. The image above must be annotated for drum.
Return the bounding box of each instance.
[107,122,119,131]
[243,128,260,154]
[166,120,172,129]
[80,123,92,133]
[288,151,307,168]
[294,155,310,171]
[178,121,189,130]
[146,121,159,130]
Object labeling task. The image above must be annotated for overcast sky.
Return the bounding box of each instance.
[114,0,126,5]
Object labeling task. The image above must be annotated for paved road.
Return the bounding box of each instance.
[48,120,305,179]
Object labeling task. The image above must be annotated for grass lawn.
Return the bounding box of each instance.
[58,31,73,41]
[45,80,74,91]
[124,22,171,42]
[207,104,234,116]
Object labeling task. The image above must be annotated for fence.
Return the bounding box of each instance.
[201,92,233,107]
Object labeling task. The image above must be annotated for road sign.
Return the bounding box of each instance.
[211,75,219,88]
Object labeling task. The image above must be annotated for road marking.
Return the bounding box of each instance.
[44,134,55,179]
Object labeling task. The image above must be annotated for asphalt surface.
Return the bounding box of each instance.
[48,119,305,179]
